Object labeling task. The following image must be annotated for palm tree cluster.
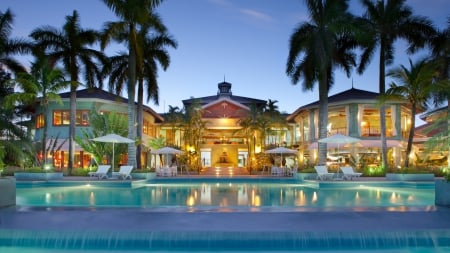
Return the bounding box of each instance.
[0,1,177,172]
[286,0,448,169]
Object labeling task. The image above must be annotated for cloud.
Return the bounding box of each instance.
[239,8,273,23]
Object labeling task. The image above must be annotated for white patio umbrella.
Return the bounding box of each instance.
[265,147,298,166]
[151,147,183,166]
[92,133,135,170]
[318,134,360,166]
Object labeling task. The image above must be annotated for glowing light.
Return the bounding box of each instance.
[186,195,195,206]
[312,192,317,203]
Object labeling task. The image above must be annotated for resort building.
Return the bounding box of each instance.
[32,88,163,169]
[287,88,414,169]
[414,106,449,166]
[31,82,446,172]
[159,80,293,173]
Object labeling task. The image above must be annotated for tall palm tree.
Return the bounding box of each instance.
[286,0,358,165]
[386,58,436,167]
[101,0,166,167]
[104,27,176,168]
[30,10,105,174]
[4,56,68,168]
[0,8,30,74]
[358,0,436,169]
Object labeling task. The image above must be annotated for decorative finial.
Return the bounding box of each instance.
[351,78,354,89]
[224,75,226,82]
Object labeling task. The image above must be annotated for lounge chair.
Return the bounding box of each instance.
[314,165,335,181]
[170,165,178,176]
[88,165,110,180]
[112,165,133,180]
[340,166,362,180]
[271,166,282,176]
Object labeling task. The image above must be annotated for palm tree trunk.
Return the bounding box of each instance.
[379,41,388,170]
[126,30,137,168]
[404,104,417,167]
[68,84,76,174]
[318,76,328,166]
[41,106,48,170]
[136,79,144,169]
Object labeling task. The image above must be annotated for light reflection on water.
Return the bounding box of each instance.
[16,182,434,210]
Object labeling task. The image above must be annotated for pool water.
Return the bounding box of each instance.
[15,180,434,211]
[5,179,447,252]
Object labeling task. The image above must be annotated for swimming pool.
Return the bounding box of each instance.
[15,178,435,211]
[3,178,448,252]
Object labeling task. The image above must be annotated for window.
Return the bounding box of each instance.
[53,110,90,126]
[36,114,44,129]
[76,111,89,126]
[143,119,149,135]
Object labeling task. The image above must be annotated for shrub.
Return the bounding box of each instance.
[71,167,89,176]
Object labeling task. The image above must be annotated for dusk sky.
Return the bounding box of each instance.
[3,0,449,119]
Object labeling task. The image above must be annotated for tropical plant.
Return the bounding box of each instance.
[286,0,358,165]
[3,56,68,169]
[148,136,166,167]
[386,58,437,167]
[75,110,128,168]
[235,103,264,170]
[0,8,31,74]
[30,10,105,174]
[357,0,436,169]
[101,0,166,168]
[182,100,206,170]
[164,105,184,145]
[0,69,32,167]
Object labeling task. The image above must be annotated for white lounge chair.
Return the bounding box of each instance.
[170,165,178,176]
[112,165,133,180]
[314,165,335,181]
[88,165,110,180]
[340,166,362,180]
[271,166,282,176]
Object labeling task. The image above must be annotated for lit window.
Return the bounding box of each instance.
[36,114,44,129]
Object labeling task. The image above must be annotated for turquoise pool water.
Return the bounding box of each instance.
[15,179,435,211]
[3,179,447,252]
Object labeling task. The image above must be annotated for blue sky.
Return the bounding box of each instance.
[3,0,449,118]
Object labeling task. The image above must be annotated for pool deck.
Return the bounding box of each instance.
[1,176,450,234]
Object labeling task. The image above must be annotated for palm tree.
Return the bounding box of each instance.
[105,26,176,168]
[235,103,264,171]
[0,69,31,167]
[30,10,105,174]
[386,58,436,167]
[358,0,436,169]
[164,105,183,146]
[0,8,30,74]
[286,0,358,165]
[101,0,166,168]
[4,56,68,169]
[182,100,206,171]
